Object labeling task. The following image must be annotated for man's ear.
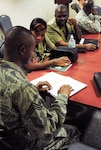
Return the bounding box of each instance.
[18,45,26,56]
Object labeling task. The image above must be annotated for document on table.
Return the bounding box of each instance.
[49,63,72,72]
[30,72,87,97]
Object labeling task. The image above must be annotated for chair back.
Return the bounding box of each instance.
[0,39,4,58]
[0,15,12,36]
[94,6,101,16]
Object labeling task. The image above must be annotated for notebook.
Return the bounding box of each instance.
[49,63,72,72]
[31,72,87,97]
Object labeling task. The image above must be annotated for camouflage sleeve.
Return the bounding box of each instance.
[77,16,101,33]
[18,83,68,135]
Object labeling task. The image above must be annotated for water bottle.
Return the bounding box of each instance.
[68,34,76,48]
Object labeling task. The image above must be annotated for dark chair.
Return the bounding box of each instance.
[69,142,99,150]
[66,101,101,149]
[0,15,12,36]
[71,2,80,13]
[94,6,101,16]
[0,39,4,58]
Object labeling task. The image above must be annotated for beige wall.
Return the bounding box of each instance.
[0,0,100,28]
[0,0,57,28]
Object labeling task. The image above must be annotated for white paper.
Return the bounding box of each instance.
[31,72,87,97]
[79,38,85,44]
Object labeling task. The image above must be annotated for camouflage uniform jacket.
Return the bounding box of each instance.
[75,9,101,33]
[0,59,69,149]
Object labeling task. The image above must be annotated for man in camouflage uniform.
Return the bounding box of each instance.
[0,26,80,150]
[75,0,101,33]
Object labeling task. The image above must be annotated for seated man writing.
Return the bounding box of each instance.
[0,26,80,150]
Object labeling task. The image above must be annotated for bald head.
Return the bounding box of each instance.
[5,26,34,54]
[4,26,35,66]
[55,4,68,14]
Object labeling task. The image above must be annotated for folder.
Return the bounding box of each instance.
[31,72,87,97]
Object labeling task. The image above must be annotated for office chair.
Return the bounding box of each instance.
[94,6,101,16]
[71,2,80,13]
[0,39,4,58]
[0,15,12,36]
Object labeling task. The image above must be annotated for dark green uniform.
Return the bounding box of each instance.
[46,18,75,46]
[33,34,55,62]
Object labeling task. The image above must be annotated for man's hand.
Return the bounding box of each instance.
[91,9,97,15]
[58,84,74,97]
[68,18,82,40]
[36,81,52,92]
[68,18,77,26]
[85,43,96,51]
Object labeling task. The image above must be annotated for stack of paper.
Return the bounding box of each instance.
[31,72,87,97]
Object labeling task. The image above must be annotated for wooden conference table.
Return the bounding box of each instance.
[27,33,101,109]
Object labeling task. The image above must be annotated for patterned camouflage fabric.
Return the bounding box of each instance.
[75,9,101,33]
[0,59,80,150]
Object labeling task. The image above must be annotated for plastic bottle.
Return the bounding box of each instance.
[68,34,76,48]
